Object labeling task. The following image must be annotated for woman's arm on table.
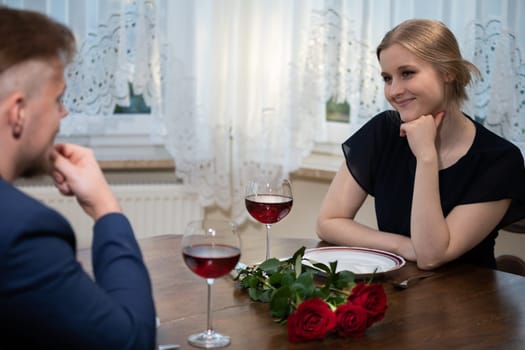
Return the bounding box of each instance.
[316,163,416,261]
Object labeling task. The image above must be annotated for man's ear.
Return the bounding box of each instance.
[4,92,25,139]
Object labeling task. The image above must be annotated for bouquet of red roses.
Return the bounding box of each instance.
[236,247,387,342]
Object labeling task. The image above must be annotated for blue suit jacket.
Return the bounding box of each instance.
[0,180,156,349]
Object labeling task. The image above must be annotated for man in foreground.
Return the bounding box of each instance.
[0,7,156,349]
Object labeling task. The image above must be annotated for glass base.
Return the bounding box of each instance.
[188,330,231,349]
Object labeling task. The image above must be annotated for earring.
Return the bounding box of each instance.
[13,123,22,138]
[12,111,23,138]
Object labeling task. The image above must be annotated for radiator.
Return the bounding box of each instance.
[18,183,203,249]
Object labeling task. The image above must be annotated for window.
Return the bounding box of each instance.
[8,0,168,161]
[325,97,352,146]
[326,97,350,123]
[114,83,152,114]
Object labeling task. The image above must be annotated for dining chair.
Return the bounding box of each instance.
[503,218,525,233]
[496,254,525,276]
[496,218,525,276]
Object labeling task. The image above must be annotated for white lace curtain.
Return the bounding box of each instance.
[7,0,524,224]
[464,19,525,144]
[164,0,525,224]
[4,0,166,135]
[163,1,325,223]
[64,0,161,113]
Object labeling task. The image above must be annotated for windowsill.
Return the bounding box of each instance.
[93,145,175,171]
[89,142,342,180]
[98,158,175,171]
[292,150,342,181]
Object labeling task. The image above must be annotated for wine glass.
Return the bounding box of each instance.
[245,178,293,261]
[181,219,241,348]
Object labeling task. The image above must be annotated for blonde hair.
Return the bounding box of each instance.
[376,19,480,109]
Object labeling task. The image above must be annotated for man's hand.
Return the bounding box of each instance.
[51,143,121,220]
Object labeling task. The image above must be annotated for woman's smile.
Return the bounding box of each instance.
[394,97,416,108]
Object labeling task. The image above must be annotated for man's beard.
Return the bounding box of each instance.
[20,150,53,179]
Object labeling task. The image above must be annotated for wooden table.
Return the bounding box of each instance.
[77,234,525,350]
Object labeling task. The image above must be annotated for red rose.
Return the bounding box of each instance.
[287,298,336,342]
[348,282,388,326]
[334,303,369,338]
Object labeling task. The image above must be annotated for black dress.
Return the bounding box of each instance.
[342,110,525,268]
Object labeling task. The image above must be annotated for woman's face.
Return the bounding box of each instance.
[379,43,447,123]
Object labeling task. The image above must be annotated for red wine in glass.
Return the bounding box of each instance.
[245,194,293,224]
[183,244,241,279]
[181,220,241,348]
[245,178,293,261]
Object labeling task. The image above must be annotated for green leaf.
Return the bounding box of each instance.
[329,260,338,273]
[280,271,295,288]
[290,282,307,297]
[291,246,306,263]
[296,271,314,287]
[291,271,312,299]
[308,260,331,274]
[259,289,274,303]
[312,288,329,299]
[268,271,284,286]
[242,275,259,289]
[248,287,260,301]
[294,253,302,278]
[333,271,355,289]
[258,258,282,273]
[270,287,293,319]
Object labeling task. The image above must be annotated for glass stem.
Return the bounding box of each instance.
[206,278,214,334]
[265,224,272,260]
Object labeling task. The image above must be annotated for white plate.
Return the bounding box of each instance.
[303,246,405,277]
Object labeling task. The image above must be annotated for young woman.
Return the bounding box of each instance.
[316,19,525,270]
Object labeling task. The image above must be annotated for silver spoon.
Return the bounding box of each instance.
[392,272,435,289]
